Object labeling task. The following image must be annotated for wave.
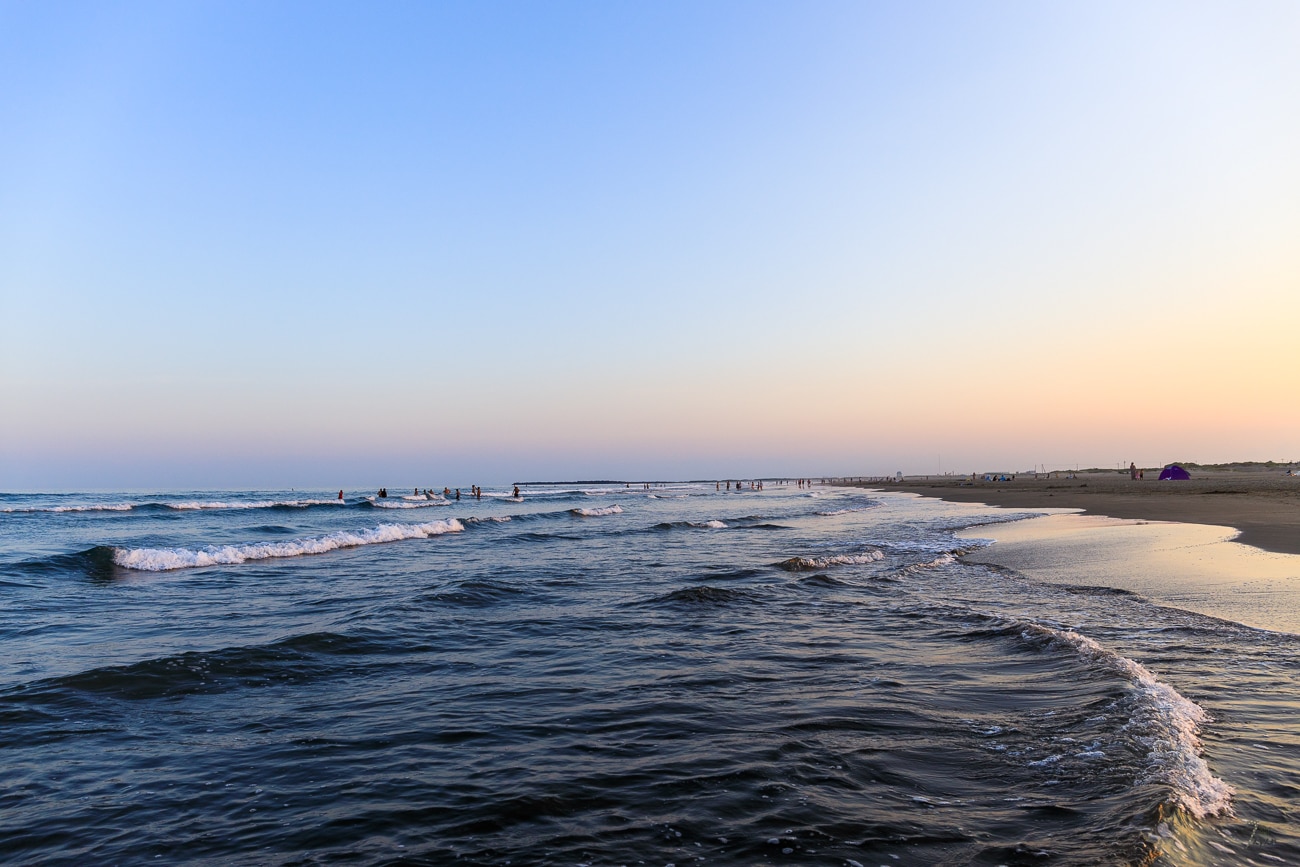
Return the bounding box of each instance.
[8,631,387,705]
[421,578,526,607]
[366,499,451,509]
[162,499,345,510]
[570,505,623,517]
[2,503,134,513]
[112,519,464,571]
[649,586,755,605]
[775,550,884,571]
[653,520,727,531]
[799,573,847,587]
[1019,624,1234,820]
[905,552,959,572]
[10,546,121,581]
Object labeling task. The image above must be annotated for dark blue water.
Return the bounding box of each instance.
[1,484,1296,865]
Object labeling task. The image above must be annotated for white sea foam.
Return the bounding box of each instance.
[906,553,958,571]
[698,520,727,529]
[780,551,884,570]
[1029,626,1234,818]
[113,519,464,571]
[166,499,344,510]
[3,503,134,513]
[816,506,876,516]
[570,505,624,517]
[369,499,451,509]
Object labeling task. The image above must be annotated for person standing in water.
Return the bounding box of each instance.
[513,485,521,498]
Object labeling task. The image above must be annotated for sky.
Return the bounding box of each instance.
[2,0,1298,489]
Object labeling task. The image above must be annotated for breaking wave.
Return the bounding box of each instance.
[1019,624,1234,819]
[112,519,464,571]
[164,499,345,510]
[905,552,959,572]
[2,503,134,513]
[775,550,884,571]
[570,505,624,517]
[367,499,451,509]
[653,520,728,531]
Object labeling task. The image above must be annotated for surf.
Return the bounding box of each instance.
[112,519,464,571]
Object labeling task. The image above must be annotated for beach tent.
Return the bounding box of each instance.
[1158,464,1191,481]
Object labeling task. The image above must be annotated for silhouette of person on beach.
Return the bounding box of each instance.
[513,485,521,498]
[338,490,343,500]
[455,489,461,501]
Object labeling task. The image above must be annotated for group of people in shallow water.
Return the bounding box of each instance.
[356,480,837,501]
[367,486,501,501]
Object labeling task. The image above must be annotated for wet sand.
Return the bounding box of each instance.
[955,513,1300,634]
[840,471,1300,633]
[860,471,1300,555]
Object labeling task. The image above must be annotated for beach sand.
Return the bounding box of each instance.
[957,514,1300,633]
[845,471,1300,633]
[866,470,1300,555]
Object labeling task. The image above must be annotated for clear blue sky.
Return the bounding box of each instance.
[3,1,1298,489]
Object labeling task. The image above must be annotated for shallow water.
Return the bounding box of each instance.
[959,512,1300,635]
[1,485,1296,865]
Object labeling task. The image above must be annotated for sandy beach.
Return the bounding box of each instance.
[841,469,1300,634]
[857,469,1300,555]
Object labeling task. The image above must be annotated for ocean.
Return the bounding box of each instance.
[1,483,1296,866]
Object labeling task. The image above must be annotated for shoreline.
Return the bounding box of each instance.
[954,514,1300,635]
[842,471,1300,556]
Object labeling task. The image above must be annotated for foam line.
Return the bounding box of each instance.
[570,505,624,517]
[113,519,464,572]
[1027,625,1234,819]
[777,551,884,571]
[369,499,451,509]
[2,504,134,513]
[165,499,344,510]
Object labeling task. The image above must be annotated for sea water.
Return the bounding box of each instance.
[0,484,1296,865]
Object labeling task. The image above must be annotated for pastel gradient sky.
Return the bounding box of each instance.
[3,1,1298,489]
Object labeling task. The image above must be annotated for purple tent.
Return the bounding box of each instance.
[1158,464,1191,481]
